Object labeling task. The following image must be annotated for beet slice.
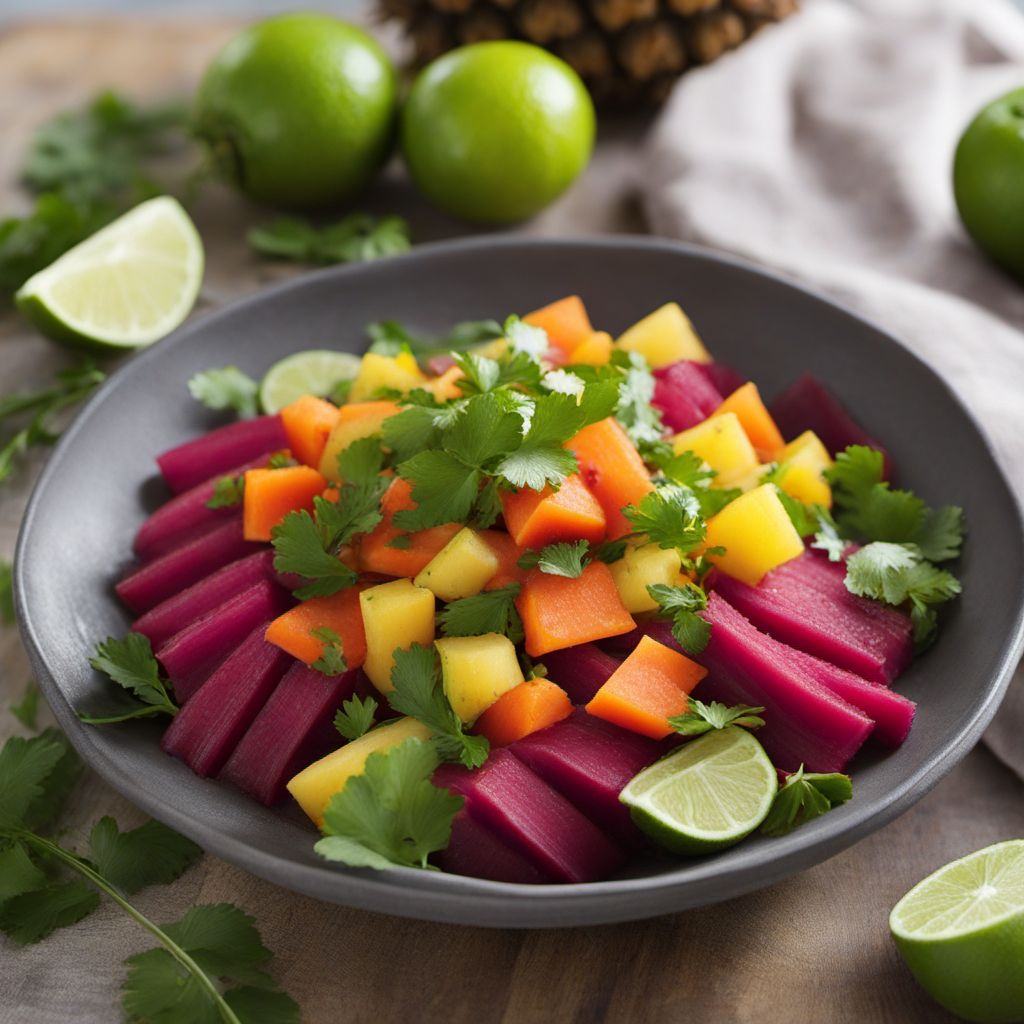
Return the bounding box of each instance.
[133,551,276,649]
[652,360,724,433]
[434,749,625,883]
[709,551,912,685]
[115,516,260,614]
[156,414,288,494]
[435,810,549,884]
[599,618,676,656]
[156,580,289,703]
[699,362,745,398]
[698,592,874,773]
[511,708,664,847]
[538,644,621,704]
[160,624,291,776]
[770,374,891,476]
[220,664,365,805]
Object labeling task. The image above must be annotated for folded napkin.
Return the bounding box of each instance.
[643,0,1024,776]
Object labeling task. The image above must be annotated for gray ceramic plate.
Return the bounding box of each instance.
[15,236,1024,928]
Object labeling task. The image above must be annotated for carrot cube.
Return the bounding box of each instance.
[474,678,573,747]
[280,395,341,469]
[243,465,327,542]
[712,382,786,457]
[524,295,594,355]
[264,586,367,669]
[500,474,606,550]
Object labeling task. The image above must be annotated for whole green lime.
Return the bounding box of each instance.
[953,87,1024,280]
[195,14,397,209]
[400,42,595,224]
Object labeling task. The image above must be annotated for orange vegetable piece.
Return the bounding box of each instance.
[500,474,607,549]
[516,561,635,657]
[337,399,401,424]
[243,465,327,542]
[566,417,655,539]
[569,330,613,366]
[586,635,707,739]
[358,477,461,577]
[712,382,785,457]
[524,295,594,355]
[478,530,527,590]
[427,366,465,402]
[280,395,341,469]
[265,586,366,669]
[474,678,573,747]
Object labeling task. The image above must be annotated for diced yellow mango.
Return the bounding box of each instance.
[348,352,426,403]
[776,464,832,508]
[435,633,524,724]
[287,717,432,827]
[414,527,500,601]
[360,578,436,694]
[609,541,683,613]
[671,412,759,488]
[615,302,711,368]
[319,405,397,481]
[781,430,833,475]
[705,484,805,586]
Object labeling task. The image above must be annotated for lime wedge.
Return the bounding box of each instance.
[259,350,363,413]
[16,196,203,351]
[890,840,1024,1023]
[620,727,777,854]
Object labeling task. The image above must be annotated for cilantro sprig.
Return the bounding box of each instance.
[249,213,410,265]
[187,367,259,419]
[310,627,347,676]
[760,765,853,837]
[10,681,40,731]
[82,633,178,724]
[366,318,503,359]
[668,700,766,736]
[437,584,524,644]
[517,540,590,578]
[206,473,245,509]
[647,582,711,654]
[334,694,378,741]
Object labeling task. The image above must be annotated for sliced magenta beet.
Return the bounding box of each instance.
[709,551,912,685]
[652,360,724,432]
[435,810,549,884]
[219,664,365,806]
[156,580,289,703]
[510,708,664,847]
[770,374,891,476]
[599,618,676,656]
[699,362,745,397]
[433,749,624,883]
[133,551,276,649]
[160,624,291,776]
[698,592,874,773]
[156,414,288,494]
[537,644,621,704]
[115,516,259,614]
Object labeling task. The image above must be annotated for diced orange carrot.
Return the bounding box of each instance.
[280,395,342,469]
[243,465,327,542]
[712,382,785,457]
[321,485,340,503]
[358,477,461,577]
[474,678,573,747]
[566,417,655,539]
[569,330,613,366]
[516,562,635,657]
[586,635,706,739]
[427,366,465,402]
[479,530,527,590]
[500,475,607,550]
[264,586,366,669]
[524,295,594,355]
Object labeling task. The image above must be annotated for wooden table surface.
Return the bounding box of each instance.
[1,17,1022,1024]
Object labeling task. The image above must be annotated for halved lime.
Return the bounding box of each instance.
[16,196,204,351]
[620,727,777,854]
[259,350,362,413]
[890,840,1024,1023]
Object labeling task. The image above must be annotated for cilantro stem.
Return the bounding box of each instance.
[9,829,243,1024]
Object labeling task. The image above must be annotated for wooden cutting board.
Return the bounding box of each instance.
[1,17,1020,1024]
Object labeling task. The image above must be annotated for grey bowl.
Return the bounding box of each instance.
[15,236,1024,928]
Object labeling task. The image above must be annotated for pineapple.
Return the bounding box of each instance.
[378,0,799,106]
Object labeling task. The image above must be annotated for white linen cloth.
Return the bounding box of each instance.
[644,0,1024,775]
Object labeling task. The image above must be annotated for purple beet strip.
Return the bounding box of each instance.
[652,360,724,433]
[436,810,550,884]
[538,644,622,705]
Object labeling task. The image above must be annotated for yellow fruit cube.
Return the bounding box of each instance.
[781,430,833,475]
[436,633,524,723]
[776,464,832,508]
[705,484,805,586]
[414,527,500,601]
[348,351,426,403]
[609,542,683,613]
[287,717,432,827]
[615,302,711,368]
[671,412,759,488]
[319,403,397,481]
[570,331,614,366]
[474,338,509,360]
[360,578,436,694]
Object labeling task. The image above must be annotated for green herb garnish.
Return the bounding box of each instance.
[668,700,766,736]
[249,214,410,265]
[82,633,178,724]
[646,582,711,654]
[760,765,852,837]
[437,584,524,644]
[333,694,378,741]
[187,366,259,419]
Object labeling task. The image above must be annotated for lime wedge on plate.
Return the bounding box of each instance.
[620,727,777,854]
[16,195,203,351]
[259,350,362,413]
[890,840,1024,1023]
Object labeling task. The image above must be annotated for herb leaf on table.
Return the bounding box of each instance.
[82,633,179,724]
[249,213,410,265]
[188,367,260,418]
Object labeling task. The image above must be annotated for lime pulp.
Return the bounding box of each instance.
[259,350,362,413]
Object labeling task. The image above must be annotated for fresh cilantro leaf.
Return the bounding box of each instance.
[88,817,202,895]
[0,731,67,828]
[469,477,503,529]
[19,729,84,832]
[0,880,101,945]
[593,538,628,564]
[316,736,462,870]
[451,352,501,394]
[395,451,481,531]
[444,392,524,468]
[83,634,178,723]
[205,473,244,509]
[366,318,502,358]
[310,627,348,676]
[336,435,386,490]
[0,842,47,902]
[612,353,667,448]
[187,367,259,419]
[542,369,586,399]
[824,445,884,510]
[811,508,846,562]
[438,584,524,645]
[659,450,717,488]
[0,558,13,625]
[266,451,296,470]
[914,505,965,563]
[10,680,40,730]
[518,540,589,578]
[271,509,359,600]
[387,645,490,769]
[767,480,820,538]
[381,404,449,461]
[647,581,711,654]
[624,487,705,554]
[249,213,410,265]
[329,378,353,405]
[760,765,852,837]
[502,315,547,361]
[495,447,578,492]
[668,700,765,736]
[334,694,378,741]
